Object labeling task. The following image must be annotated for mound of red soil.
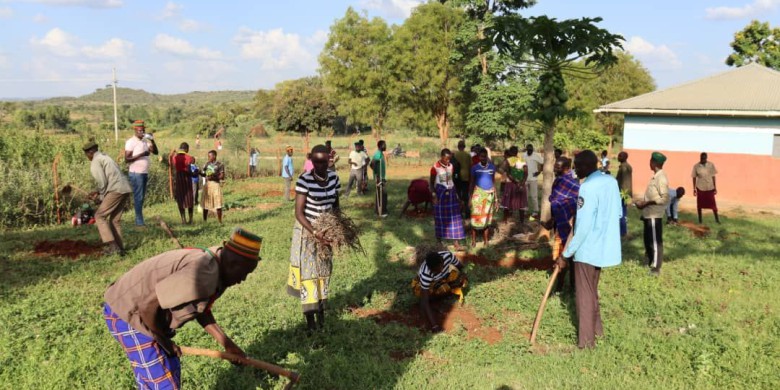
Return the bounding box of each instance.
[677,221,711,237]
[262,190,285,197]
[350,302,502,345]
[458,253,553,271]
[33,240,102,259]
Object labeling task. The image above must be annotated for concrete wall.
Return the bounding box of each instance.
[623,116,780,207]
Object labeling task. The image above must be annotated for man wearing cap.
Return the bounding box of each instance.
[103,228,262,389]
[345,142,367,197]
[325,140,339,172]
[556,150,622,349]
[635,152,670,276]
[282,146,295,201]
[124,119,158,226]
[84,142,133,255]
[523,144,544,218]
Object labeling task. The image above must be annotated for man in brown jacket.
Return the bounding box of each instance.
[103,228,262,389]
[84,142,132,255]
[635,152,670,276]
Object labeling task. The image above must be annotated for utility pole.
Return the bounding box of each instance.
[112,67,119,144]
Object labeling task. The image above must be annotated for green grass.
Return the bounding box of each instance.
[1,167,779,389]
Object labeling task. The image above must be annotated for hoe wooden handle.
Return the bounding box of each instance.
[180,346,300,388]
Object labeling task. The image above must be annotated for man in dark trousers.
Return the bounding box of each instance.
[371,140,388,218]
[635,152,669,276]
[616,151,633,237]
[557,150,622,349]
[103,228,262,389]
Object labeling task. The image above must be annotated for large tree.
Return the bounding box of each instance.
[393,2,465,146]
[560,51,655,151]
[272,77,336,134]
[319,8,394,139]
[726,20,780,70]
[448,0,537,144]
[495,15,623,224]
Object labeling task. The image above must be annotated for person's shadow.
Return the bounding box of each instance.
[209,178,555,389]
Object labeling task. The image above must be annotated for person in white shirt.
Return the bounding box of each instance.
[345,142,368,197]
[523,144,544,217]
[124,119,158,226]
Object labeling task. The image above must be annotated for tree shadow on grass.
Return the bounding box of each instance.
[210,178,557,388]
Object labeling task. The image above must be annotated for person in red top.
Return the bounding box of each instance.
[172,142,197,224]
[400,178,433,216]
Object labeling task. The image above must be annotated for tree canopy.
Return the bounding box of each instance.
[726,20,780,70]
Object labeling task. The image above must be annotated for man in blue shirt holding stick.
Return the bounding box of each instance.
[557,150,622,349]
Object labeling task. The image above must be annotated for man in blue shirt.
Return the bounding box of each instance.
[281,146,295,201]
[557,150,622,349]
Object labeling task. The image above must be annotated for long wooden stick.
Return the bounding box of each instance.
[156,216,182,248]
[180,346,300,389]
[52,154,62,224]
[529,227,571,345]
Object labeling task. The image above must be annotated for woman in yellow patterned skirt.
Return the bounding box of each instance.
[287,145,341,332]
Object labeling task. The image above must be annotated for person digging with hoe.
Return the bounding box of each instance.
[103,228,262,389]
[83,141,132,256]
[412,249,468,333]
[555,150,622,349]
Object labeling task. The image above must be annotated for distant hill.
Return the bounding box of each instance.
[39,87,256,106]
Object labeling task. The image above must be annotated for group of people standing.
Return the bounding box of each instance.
[171,143,225,224]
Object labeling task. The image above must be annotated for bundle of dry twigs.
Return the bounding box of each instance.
[309,210,364,261]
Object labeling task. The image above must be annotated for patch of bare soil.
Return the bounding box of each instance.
[350,301,502,345]
[677,221,711,237]
[33,239,102,258]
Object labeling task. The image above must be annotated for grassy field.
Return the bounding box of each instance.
[1,146,779,389]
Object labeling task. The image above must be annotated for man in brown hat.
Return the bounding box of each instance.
[103,228,262,389]
[83,142,132,255]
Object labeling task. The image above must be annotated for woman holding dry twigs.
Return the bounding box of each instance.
[287,145,341,333]
[430,148,466,249]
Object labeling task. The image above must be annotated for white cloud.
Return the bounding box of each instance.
[306,30,329,46]
[33,13,49,23]
[234,27,317,70]
[625,36,682,70]
[178,19,209,32]
[359,0,423,19]
[32,28,133,59]
[0,6,13,18]
[705,0,780,20]
[153,33,222,60]
[30,28,79,57]
[82,38,133,58]
[27,0,123,8]
[160,1,182,20]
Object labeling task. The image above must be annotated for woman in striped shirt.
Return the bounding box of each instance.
[287,145,341,332]
[411,251,467,332]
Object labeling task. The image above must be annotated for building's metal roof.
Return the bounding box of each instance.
[595,63,780,117]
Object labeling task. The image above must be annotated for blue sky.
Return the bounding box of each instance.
[0,0,777,98]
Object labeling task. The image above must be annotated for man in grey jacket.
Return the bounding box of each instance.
[83,142,133,255]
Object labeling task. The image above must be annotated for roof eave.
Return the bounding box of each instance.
[593,108,780,118]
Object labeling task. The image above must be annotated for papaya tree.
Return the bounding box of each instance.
[494,15,623,224]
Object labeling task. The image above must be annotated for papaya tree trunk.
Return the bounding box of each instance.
[539,119,557,225]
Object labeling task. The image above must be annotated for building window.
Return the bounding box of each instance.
[775,134,780,158]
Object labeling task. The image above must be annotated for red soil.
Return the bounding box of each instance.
[458,253,554,271]
[350,302,502,345]
[262,190,285,197]
[33,239,102,259]
[677,221,711,237]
